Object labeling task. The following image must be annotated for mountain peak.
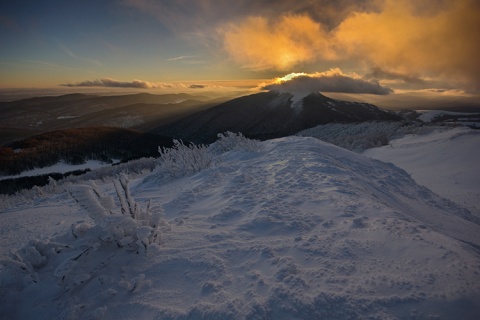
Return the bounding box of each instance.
[155,91,402,143]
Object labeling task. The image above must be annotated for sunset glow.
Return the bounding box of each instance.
[0,0,479,94]
[275,73,308,83]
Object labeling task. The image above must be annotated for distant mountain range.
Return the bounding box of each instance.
[0,91,402,146]
[0,89,424,196]
[153,91,402,143]
[0,91,403,182]
[0,92,226,145]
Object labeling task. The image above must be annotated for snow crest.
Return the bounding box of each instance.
[1,136,479,319]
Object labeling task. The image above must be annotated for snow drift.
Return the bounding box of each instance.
[1,135,479,319]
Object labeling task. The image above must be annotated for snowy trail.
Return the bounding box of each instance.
[1,136,480,319]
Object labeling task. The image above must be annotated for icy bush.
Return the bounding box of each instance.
[144,133,261,183]
[158,139,213,177]
[69,175,168,252]
[209,131,262,154]
[0,175,168,290]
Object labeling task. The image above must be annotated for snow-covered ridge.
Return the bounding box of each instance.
[417,109,480,128]
[297,121,443,152]
[417,110,477,122]
[1,134,479,319]
[364,126,480,212]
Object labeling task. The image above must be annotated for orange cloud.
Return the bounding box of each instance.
[220,15,335,71]
[219,0,480,91]
[333,0,480,90]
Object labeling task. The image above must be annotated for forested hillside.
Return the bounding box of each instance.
[0,127,174,175]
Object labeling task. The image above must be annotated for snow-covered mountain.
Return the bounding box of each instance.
[1,132,479,319]
[155,91,401,143]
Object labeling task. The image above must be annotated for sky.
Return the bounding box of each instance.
[1,0,479,96]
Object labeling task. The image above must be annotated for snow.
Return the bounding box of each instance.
[1,135,480,319]
[288,91,310,112]
[364,127,480,212]
[463,122,480,128]
[417,110,478,122]
[268,90,309,111]
[0,160,117,181]
[289,91,309,105]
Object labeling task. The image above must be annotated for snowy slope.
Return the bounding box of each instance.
[417,110,477,122]
[1,136,480,319]
[417,110,480,128]
[364,127,480,213]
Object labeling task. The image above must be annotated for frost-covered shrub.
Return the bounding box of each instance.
[0,175,168,293]
[69,175,168,252]
[209,132,262,154]
[158,139,213,177]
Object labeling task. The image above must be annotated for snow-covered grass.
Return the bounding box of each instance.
[1,132,479,319]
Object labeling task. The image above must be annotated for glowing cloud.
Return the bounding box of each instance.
[218,0,479,91]
[262,69,393,95]
[333,0,480,90]
[276,72,308,82]
[220,15,335,71]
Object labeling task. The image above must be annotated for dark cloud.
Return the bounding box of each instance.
[426,89,448,93]
[61,78,157,89]
[188,84,205,89]
[262,70,393,95]
[123,0,377,32]
[365,67,425,84]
